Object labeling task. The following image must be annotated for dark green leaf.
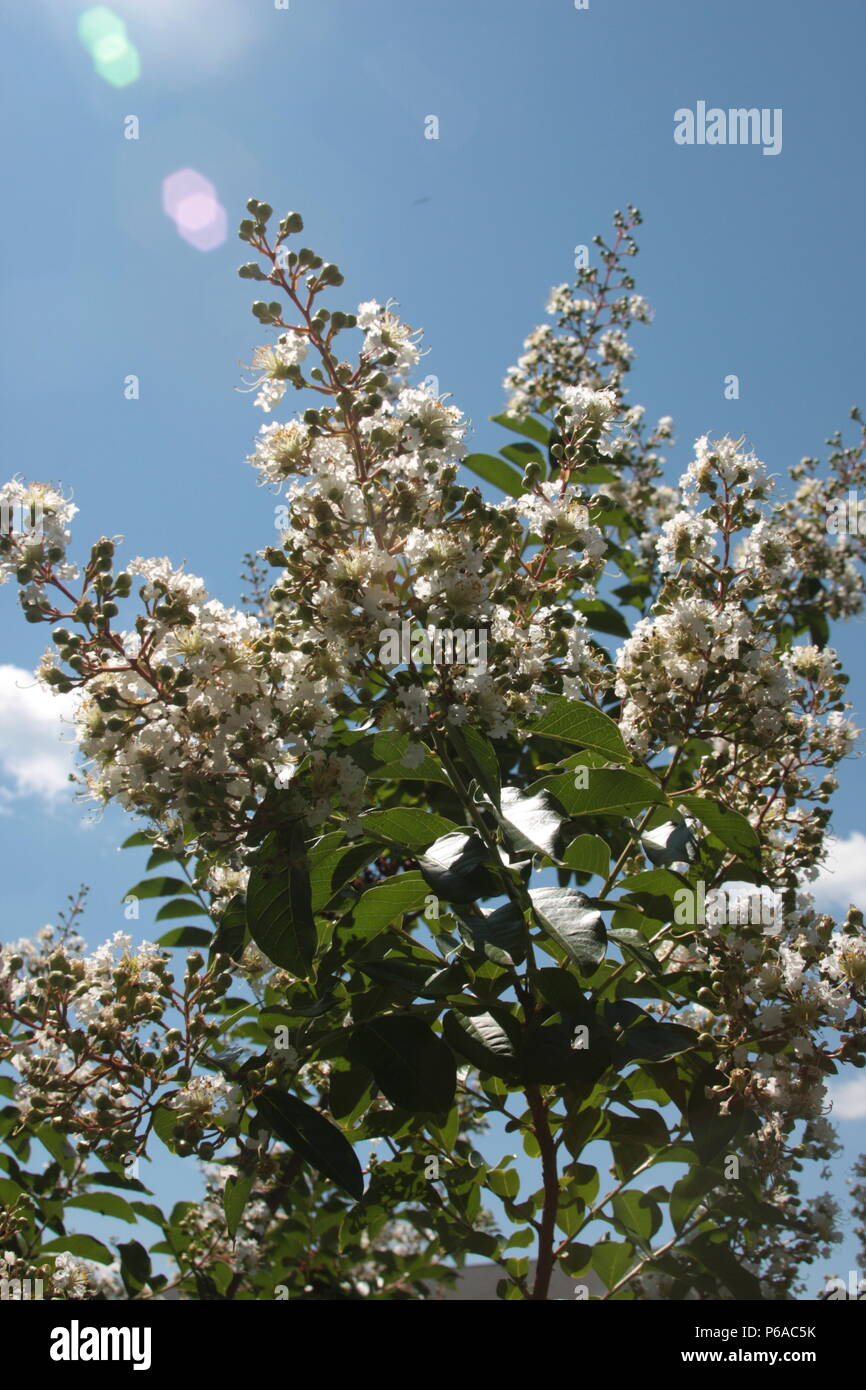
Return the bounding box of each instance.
[123,877,194,901]
[689,1234,763,1300]
[246,825,317,975]
[592,1239,635,1291]
[534,966,591,1017]
[155,899,210,921]
[156,926,213,948]
[461,452,525,499]
[224,1174,253,1240]
[418,832,499,904]
[443,1010,518,1079]
[677,795,760,860]
[353,871,431,934]
[448,725,501,806]
[670,1168,720,1233]
[576,598,631,640]
[545,768,664,816]
[118,1240,152,1291]
[309,838,372,912]
[457,901,526,965]
[360,807,459,850]
[490,412,551,444]
[498,785,565,859]
[67,1192,137,1223]
[529,887,607,970]
[562,834,610,877]
[43,1235,113,1266]
[688,1066,749,1162]
[256,1088,364,1201]
[530,697,629,759]
[211,893,248,960]
[348,1015,456,1112]
[640,819,699,867]
[607,928,662,976]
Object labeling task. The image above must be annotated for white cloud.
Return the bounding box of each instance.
[810,832,866,914]
[828,1076,866,1121]
[0,665,78,802]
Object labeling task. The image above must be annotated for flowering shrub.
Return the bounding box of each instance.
[1,201,865,1300]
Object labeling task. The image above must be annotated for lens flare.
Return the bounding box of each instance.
[78,6,141,88]
[162,169,228,253]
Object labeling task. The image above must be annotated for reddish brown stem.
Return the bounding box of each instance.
[527,1086,559,1300]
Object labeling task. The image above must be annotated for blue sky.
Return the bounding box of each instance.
[1,0,865,1292]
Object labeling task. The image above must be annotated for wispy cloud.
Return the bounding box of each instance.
[828,1076,866,1121]
[810,832,866,915]
[0,665,77,803]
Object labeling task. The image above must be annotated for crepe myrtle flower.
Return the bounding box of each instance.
[2,201,865,1299]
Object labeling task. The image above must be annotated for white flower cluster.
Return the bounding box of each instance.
[357,299,421,379]
[252,331,309,411]
[0,479,78,592]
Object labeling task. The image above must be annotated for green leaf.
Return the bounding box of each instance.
[500,440,546,468]
[534,966,590,1016]
[67,1192,137,1223]
[559,1243,593,1277]
[156,926,213,948]
[592,1239,635,1291]
[224,1174,253,1240]
[607,928,662,977]
[529,887,607,970]
[328,1064,373,1121]
[545,768,663,816]
[640,820,698,868]
[358,958,443,997]
[689,1234,763,1300]
[575,598,631,640]
[130,1201,165,1226]
[487,1166,520,1199]
[530,696,630,759]
[353,871,431,934]
[368,752,451,784]
[670,1168,720,1233]
[256,1088,364,1201]
[309,838,372,913]
[448,725,501,807]
[121,831,155,849]
[461,452,525,499]
[123,877,194,901]
[152,1101,179,1153]
[211,893,248,960]
[498,785,564,860]
[688,1066,750,1162]
[360,807,459,850]
[43,1234,113,1265]
[155,899,210,921]
[443,1009,518,1079]
[610,1190,661,1249]
[605,1001,699,1062]
[562,833,610,877]
[118,1240,152,1291]
[246,825,317,975]
[349,731,450,785]
[418,832,499,904]
[146,847,183,870]
[456,901,526,965]
[617,866,685,921]
[490,412,551,444]
[348,1015,456,1112]
[677,795,760,860]
[82,1170,150,1194]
